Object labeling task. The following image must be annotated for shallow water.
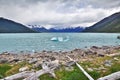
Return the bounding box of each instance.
[0,33,120,53]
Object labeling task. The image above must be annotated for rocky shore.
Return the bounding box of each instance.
[0,45,120,65]
[0,45,120,80]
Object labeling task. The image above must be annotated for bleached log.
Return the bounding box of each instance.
[24,60,58,80]
[1,60,58,80]
[25,63,57,80]
[24,69,49,80]
[76,63,94,80]
[97,71,120,80]
[49,70,57,78]
[107,52,120,57]
[66,55,94,80]
[1,71,34,80]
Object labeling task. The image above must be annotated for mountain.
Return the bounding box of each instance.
[31,26,85,32]
[0,18,36,33]
[31,26,48,32]
[83,12,120,33]
[48,27,84,32]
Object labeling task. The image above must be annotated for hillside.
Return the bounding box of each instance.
[84,12,120,32]
[0,18,36,33]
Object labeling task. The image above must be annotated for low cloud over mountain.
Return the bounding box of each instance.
[0,0,120,28]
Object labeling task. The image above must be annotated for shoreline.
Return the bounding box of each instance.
[1,45,120,63]
[0,45,120,80]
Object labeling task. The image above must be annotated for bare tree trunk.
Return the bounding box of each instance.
[107,52,120,57]
[24,69,48,80]
[1,71,34,80]
[66,55,94,80]
[97,71,120,80]
[76,62,94,80]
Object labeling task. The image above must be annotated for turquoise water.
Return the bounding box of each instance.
[0,33,120,53]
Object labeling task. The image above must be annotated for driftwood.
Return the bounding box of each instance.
[107,52,120,57]
[1,71,35,80]
[76,63,94,80]
[1,69,55,80]
[66,55,94,80]
[97,71,120,80]
[24,69,55,80]
[1,60,58,80]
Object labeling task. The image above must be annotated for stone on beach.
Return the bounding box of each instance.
[28,58,37,64]
[19,66,29,72]
[87,68,93,72]
[65,66,74,71]
[65,61,75,67]
[104,60,112,67]
[0,58,8,63]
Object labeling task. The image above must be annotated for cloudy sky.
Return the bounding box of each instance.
[0,0,120,28]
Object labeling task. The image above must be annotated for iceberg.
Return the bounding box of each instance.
[50,36,69,42]
[58,37,64,42]
[50,37,58,41]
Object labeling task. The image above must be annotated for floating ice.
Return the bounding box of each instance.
[50,37,58,41]
[50,36,69,42]
[58,37,64,42]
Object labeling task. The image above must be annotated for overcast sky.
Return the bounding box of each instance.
[0,0,120,28]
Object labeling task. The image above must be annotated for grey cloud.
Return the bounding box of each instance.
[0,0,120,28]
[87,0,120,8]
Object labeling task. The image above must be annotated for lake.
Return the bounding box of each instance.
[0,33,120,53]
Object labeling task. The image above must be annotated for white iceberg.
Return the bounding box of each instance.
[58,37,64,42]
[50,36,69,42]
[50,37,58,41]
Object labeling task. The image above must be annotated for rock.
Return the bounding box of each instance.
[33,62,41,68]
[85,49,94,55]
[98,66,106,71]
[117,36,120,39]
[19,66,29,72]
[65,61,75,67]
[91,46,99,49]
[42,59,60,70]
[50,57,56,61]
[98,53,105,57]
[28,58,37,64]
[87,68,93,72]
[9,58,20,63]
[104,60,112,67]
[0,58,8,63]
[65,66,74,71]
[1,52,10,55]
[113,57,119,61]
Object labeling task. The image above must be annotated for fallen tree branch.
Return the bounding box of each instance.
[24,69,49,80]
[1,59,58,80]
[97,71,120,80]
[107,52,120,57]
[1,71,34,80]
[66,55,94,80]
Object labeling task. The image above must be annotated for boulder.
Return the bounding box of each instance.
[98,53,105,57]
[65,61,75,67]
[19,66,29,72]
[29,58,37,64]
[0,58,8,63]
[104,60,112,67]
[87,68,93,72]
[65,66,74,71]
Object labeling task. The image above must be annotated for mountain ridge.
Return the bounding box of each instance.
[0,17,36,33]
[31,26,85,32]
[83,12,120,33]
